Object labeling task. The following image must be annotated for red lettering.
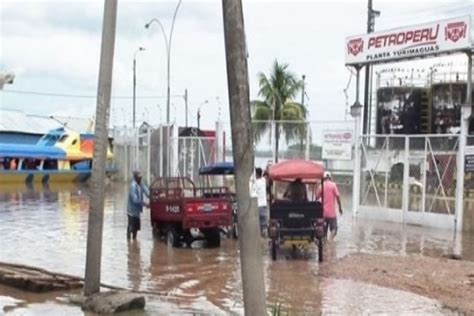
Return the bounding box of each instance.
[368,37,376,48]
[397,33,405,44]
[405,31,414,43]
[420,29,430,41]
[430,24,439,40]
[375,36,383,48]
[388,34,397,46]
[413,30,421,42]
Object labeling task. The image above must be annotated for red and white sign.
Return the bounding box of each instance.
[345,16,471,65]
[322,130,353,160]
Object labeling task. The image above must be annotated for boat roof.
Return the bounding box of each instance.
[199,162,234,175]
[0,143,66,159]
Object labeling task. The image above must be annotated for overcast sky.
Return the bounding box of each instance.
[1,0,473,129]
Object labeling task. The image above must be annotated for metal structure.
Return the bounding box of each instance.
[346,15,473,231]
[145,0,182,176]
[112,124,221,186]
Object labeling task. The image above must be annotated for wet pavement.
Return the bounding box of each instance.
[0,183,472,314]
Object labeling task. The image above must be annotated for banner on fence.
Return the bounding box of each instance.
[322,130,353,160]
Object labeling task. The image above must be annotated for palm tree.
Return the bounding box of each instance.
[251,60,307,162]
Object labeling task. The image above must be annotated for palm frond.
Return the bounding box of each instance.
[251,104,272,144]
[254,60,309,153]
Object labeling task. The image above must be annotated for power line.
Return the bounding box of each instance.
[1,89,184,99]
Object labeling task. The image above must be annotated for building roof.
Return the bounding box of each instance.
[0,109,93,135]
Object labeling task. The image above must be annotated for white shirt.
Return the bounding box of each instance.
[254,177,267,207]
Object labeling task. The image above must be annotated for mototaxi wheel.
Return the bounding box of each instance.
[271,239,278,261]
[317,237,323,262]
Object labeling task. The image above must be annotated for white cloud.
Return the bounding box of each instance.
[1,0,472,128]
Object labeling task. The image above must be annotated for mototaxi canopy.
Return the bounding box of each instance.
[267,159,324,183]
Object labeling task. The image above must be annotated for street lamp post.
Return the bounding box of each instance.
[197,100,209,130]
[351,66,363,216]
[133,47,145,128]
[145,0,182,176]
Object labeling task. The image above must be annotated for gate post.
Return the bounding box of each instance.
[147,127,151,185]
[159,125,163,177]
[455,52,472,232]
[352,124,361,215]
[402,136,410,222]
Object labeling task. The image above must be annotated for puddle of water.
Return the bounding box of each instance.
[321,279,451,315]
[0,183,472,314]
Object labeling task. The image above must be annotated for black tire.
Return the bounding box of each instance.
[184,230,194,248]
[152,223,160,239]
[205,228,221,248]
[317,237,323,262]
[271,239,278,261]
[167,226,181,248]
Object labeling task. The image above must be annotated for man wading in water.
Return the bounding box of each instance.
[127,171,150,240]
[316,171,343,241]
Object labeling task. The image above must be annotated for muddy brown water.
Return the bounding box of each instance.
[0,183,471,314]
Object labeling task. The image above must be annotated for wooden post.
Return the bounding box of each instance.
[222,1,267,314]
[84,0,117,296]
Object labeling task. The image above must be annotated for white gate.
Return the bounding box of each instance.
[356,134,459,230]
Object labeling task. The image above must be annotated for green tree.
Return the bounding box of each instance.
[251,60,307,162]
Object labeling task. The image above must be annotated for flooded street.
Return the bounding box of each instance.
[0,183,472,314]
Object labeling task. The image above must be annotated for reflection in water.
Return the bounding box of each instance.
[0,183,472,313]
[127,241,143,291]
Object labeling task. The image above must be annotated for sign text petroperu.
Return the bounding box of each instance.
[345,16,471,65]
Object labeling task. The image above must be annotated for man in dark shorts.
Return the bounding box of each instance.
[127,171,150,240]
[316,172,342,240]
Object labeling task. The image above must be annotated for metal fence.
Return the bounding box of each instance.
[356,134,459,229]
[221,120,355,177]
[112,124,222,185]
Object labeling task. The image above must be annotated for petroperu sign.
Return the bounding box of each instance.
[322,130,353,161]
[346,16,471,65]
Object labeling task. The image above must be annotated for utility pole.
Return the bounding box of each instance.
[362,0,380,135]
[133,47,145,128]
[301,74,306,106]
[197,109,201,130]
[222,1,267,315]
[184,89,188,127]
[300,74,306,154]
[84,0,117,296]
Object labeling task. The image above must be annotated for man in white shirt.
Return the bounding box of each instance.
[252,167,268,236]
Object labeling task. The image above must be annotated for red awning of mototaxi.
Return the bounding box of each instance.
[267,159,325,183]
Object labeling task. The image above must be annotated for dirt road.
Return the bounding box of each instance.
[322,253,474,315]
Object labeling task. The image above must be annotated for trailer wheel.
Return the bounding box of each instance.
[152,223,160,239]
[232,222,238,239]
[317,237,323,262]
[184,230,194,248]
[205,228,221,248]
[167,226,181,248]
[271,239,278,261]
